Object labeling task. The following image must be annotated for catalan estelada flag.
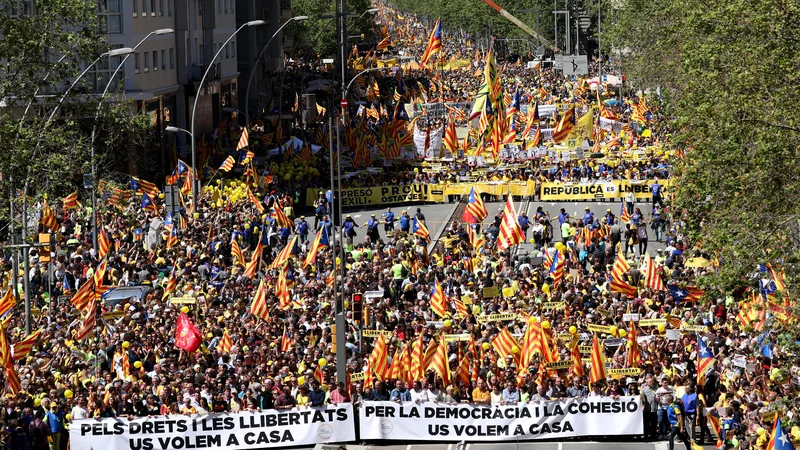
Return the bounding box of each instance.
[552,106,575,143]
[412,216,430,242]
[696,336,716,386]
[497,197,524,250]
[462,187,488,224]
[420,18,442,67]
[218,155,235,172]
[766,417,794,450]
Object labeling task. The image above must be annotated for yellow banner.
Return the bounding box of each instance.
[542,302,566,310]
[680,324,708,333]
[545,361,573,370]
[362,330,392,337]
[579,346,593,354]
[540,181,619,201]
[608,368,642,376]
[444,334,472,342]
[305,184,446,207]
[587,324,614,334]
[639,319,667,327]
[349,372,366,381]
[477,313,517,322]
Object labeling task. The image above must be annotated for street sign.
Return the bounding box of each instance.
[562,55,588,75]
[340,99,348,108]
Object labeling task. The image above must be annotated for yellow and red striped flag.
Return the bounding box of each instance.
[419,18,442,67]
[443,120,458,152]
[269,235,297,270]
[627,321,640,368]
[231,237,245,267]
[552,106,575,143]
[272,202,294,229]
[219,155,235,172]
[217,330,233,353]
[75,296,97,341]
[40,199,58,232]
[250,279,270,321]
[62,191,79,209]
[497,197,524,251]
[0,288,15,317]
[430,338,450,385]
[98,226,111,259]
[410,334,424,381]
[369,332,389,380]
[12,328,43,361]
[589,334,607,385]
[491,327,520,358]
[376,35,391,52]
[71,278,95,313]
[236,128,250,151]
[430,278,447,317]
[642,252,666,291]
[244,239,265,279]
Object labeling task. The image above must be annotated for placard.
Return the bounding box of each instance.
[680,324,708,333]
[587,324,614,334]
[639,319,666,327]
[483,286,500,298]
[477,313,517,322]
[666,329,681,340]
[622,314,640,322]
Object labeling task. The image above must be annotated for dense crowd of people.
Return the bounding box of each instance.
[0,3,796,450]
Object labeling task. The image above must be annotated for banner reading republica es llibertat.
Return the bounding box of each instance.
[359,397,642,441]
[70,405,355,450]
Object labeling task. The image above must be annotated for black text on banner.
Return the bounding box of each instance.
[70,405,355,450]
[359,397,642,441]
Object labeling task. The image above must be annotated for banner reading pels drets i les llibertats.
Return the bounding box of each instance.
[360,396,642,441]
[70,405,355,450]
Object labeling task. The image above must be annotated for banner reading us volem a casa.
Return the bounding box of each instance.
[70,404,355,450]
[360,396,642,441]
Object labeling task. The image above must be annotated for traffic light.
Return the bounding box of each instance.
[38,234,51,263]
[352,293,363,323]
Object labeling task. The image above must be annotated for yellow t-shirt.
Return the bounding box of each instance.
[472,387,491,403]
[296,393,309,406]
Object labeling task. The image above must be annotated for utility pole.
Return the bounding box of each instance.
[335,0,348,388]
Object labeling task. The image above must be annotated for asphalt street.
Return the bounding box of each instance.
[336,198,665,257]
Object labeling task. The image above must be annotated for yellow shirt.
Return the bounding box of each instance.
[296,393,309,406]
[472,387,491,403]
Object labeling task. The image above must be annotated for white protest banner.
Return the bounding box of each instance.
[71,405,355,450]
[360,397,642,442]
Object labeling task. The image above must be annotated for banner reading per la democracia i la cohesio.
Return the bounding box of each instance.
[70,404,355,450]
[360,396,642,442]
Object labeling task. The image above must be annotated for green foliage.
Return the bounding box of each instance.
[608,0,800,294]
[0,0,150,220]
[292,0,376,58]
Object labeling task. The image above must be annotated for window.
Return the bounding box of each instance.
[193,38,198,65]
[133,0,137,17]
[91,44,124,91]
[98,0,122,34]
[224,0,228,13]
[159,0,164,16]
[230,1,234,14]
[161,49,166,70]
[167,0,172,16]
[225,42,229,59]
[231,40,236,58]
[217,0,222,14]
[169,48,175,68]
[134,53,140,73]
[150,0,155,16]
[152,51,158,71]
[142,0,147,15]
[143,51,149,72]
[198,44,203,65]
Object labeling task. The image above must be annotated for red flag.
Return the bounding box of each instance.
[175,312,202,352]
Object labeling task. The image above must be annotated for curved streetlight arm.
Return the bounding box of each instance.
[89,31,172,249]
[244,17,305,125]
[344,67,387,98]
[44,54,106,126]
[191,21,263,200]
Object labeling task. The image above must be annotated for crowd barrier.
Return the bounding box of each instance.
[71,397,643,450]
[305,179,669,207]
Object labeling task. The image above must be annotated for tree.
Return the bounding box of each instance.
[0,0,150,224]
[607,0,800,294]
[291,0,376,58]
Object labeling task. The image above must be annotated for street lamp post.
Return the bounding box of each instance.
[89,29,173,251]
[20,46,133,334]
[333,66,388,385]
[190,20,266,202]
[244,16,308,126]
